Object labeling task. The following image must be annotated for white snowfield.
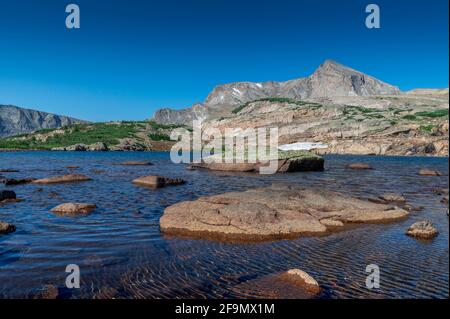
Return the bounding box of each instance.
[278,142,329,151]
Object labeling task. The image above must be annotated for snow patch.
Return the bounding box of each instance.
[278,142,328,151]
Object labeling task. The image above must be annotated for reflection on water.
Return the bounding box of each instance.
[0,152,448,298]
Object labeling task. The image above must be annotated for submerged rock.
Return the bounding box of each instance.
[279,269,320,295]
[160,184,409,241]
[406,220,439,239]
[35,285,59,299]
[50,203,97,216]
[132,175,186,188]
[188,150,324,173]
[346,163,373,170]
[0,169,19,173]
[121,161,153,166]
[0,221,16,234]
[33,174,92,184]
[419,169,442,176]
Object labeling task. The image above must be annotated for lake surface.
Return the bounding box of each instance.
[0,152,448,299]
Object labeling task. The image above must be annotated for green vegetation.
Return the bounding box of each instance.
[420,124,436,133]
[403,114,417,121]
[414,109,449,118]
[0,122,145,150]
[231,97,322,114]
[148,133,171,141]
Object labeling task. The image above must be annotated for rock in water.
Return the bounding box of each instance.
[0,190,16,202]
[346,163,373,170]
[2,178,35,186]
[379,193,406,203]
[50,203,97,216]
[188,150,324,173]
[35,285,59,299]
[132,176,186,188]
[160,184,409,241]
[0,221,16,234]
[121,161,153,166]
[279,269,321,295]
[419,169,442,176]
[33,174,92,184]
[406,220,439,239]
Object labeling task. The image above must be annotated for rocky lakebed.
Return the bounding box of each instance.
[0,151,448,299]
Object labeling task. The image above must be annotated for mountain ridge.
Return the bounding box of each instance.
[0,104,86,138]
[152,60,401,125]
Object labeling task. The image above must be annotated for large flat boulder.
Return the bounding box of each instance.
[33,174,92,184]
[188,150,324,173]
[132,176,186,188]
[160,184,409,241]
[50,203,97,216]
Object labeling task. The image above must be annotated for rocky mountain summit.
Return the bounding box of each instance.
[0,104,85,138]
[152,60,400,124]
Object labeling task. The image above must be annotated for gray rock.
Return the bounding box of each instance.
[0,221,16,234]
[0,105,85,138]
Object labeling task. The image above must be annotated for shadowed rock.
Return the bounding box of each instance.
[0,190,16,202]
[0,169,19,173]
[132,176,186,188]
[50,203,97,216]
[160,184,409,241]
[419,169,442,176]
[33,174,92,184]
[406,220,439,239]
[0,221,16,234]
[1,178,35,186]
[34,285,59,299]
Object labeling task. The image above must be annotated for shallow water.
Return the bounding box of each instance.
[0,152,448,299]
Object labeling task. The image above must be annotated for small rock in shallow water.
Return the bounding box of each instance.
[0,221,16,234]
[33,174,92,184]
[35,285,59,299]
[133,175,186,188]
[121,161,153,166]
[441,196,449,205]
[346,163,373,170]
[279,269,320,295]
[406,220,439,239]
[50,203,97,216]
[0,190,16,202]
[419,169,442,176]
[379,193,406,203]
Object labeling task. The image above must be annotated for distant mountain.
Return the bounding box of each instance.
[153,60,400,125]
[0,104,86,138]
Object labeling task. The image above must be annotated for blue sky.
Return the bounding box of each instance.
[0,0,448,122]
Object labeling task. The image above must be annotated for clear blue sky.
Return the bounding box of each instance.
[0,0,448,122]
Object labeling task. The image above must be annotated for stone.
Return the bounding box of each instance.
[406,220,439,239]
[0,221,16,234]
[121,161,153,166]
[419,169,442,176]
[379,193,406,203]
[188,151,324,173]
[132,176,186,188]
[346,163,373,170]
[0,190,16,202]
[160,185,409,241]
[279,269,320,295]
[33,174,92,184]
[1,178,35,186]
[50,203,97,216]
[35,285,59,299]
[87,142,109,151]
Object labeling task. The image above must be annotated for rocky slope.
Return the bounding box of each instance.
[0,104,85,138]
[202,92,449,156]
[153,60,400,124]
